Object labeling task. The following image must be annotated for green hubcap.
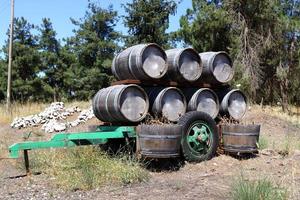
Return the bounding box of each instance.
[187,121,212,153]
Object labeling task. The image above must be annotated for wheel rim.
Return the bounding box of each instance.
[186,121,212,154]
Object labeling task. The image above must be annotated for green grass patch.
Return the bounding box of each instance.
[258,136,269,150]
[231,177,287,200]
[24,146,149,190]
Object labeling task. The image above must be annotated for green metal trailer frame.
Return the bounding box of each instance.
[8,126,136,174]
[8,111,224,175]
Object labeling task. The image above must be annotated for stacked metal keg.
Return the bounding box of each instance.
[92,43,247,123]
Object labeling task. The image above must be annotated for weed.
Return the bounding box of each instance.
[0,102,47,124]
[25,146,149,190]
[231,176,287,200]
[258,136,268,150]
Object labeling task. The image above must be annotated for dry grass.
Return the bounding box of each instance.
[21,146,149,190]
[0,102,48,124]
[257,105,300,126]
[0,101,91,124]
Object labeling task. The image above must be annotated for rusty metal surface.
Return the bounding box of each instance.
[137,124,182,158]
[222,124,260,153]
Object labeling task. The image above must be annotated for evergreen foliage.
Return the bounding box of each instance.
[123,0,177,48]
[65,3,120,100]
[177,0,300,110]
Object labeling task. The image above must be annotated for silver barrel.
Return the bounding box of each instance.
[92,84,149,123]
[218,89,247,121]
[112,43,167,80]
[166,48,202,82]
[183,88,219,119]
[146,87,187,122]
[199,51,234,84]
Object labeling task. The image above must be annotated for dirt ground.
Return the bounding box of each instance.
[0,106,300,200]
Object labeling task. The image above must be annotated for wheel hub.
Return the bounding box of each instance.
[187,123,211,152]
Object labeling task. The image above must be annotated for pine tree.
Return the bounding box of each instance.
[123,0,177,48]
[38,18,63,101]
[177,0,232,52]
[0,17,43,102]
[64,2,120,100]
[177,0,300,109]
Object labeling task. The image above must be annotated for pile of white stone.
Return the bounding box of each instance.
[11,102,95,133]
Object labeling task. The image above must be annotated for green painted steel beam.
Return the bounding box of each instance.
[9,126,136,159]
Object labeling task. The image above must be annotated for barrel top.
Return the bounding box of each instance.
[140,43,167,79]
[226,89,247,120]
[212,53,233,83]
[192,88,219,118]
[222,124,261,133]
[166,48,202,82]
[199,51,232,63]
[179,48,202,81]
[118,84,149,122]
[160,87,187,122]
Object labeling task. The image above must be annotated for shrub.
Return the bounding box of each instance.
[27,146,149,190]
[231,177,287,200]
[258,136,268,150]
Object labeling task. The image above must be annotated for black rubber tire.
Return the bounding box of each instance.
[178,111,219,162]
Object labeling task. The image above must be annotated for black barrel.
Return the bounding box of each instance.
[199,51,234,84]
[182,88,219,119]
[145,87,187,122]
[165,48,202,82]
[112,43,167,80]
[222,124,261,153]
[137,124,182,158]
[92,84,149,123]
[217,89,247,121]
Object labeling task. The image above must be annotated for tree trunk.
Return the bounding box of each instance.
[280,79,289,113]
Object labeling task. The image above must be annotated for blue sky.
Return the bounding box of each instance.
[0,0,192,48]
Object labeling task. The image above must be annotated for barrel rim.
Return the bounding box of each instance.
[212,51,233,83]
[191,88,220,118]
[107,85,124,121]
[111,54,120,80]
[221,124,261,129]
[210,51,232,67]
[179,48,202,81]
[221,89,247,120]
[128,46,140,79]
[140,43,168,79]
[199,51,233,83]
[221,124,261,134]
[116,84,149,122]
[92,90,103,120]
[155,87,187,121]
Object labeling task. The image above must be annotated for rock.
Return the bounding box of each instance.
[292,150,300,159]
[68,107,95,128]
[260,149,276,156]
[11,103,94,133]
[54,122,67,132]
[42,120,67,133]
